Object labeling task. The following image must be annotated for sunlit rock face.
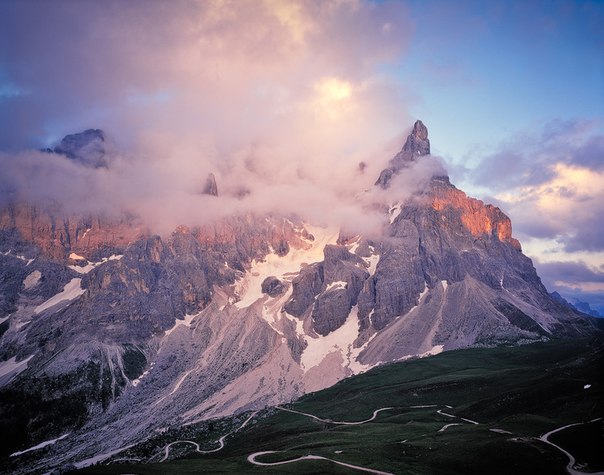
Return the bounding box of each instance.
[0,123,597,474]
[0,204,144,261]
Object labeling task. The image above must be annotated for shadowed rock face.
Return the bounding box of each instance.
[311,245,369,335]
[203,173,219,196]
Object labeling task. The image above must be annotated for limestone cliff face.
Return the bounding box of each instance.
[429,178,521,251]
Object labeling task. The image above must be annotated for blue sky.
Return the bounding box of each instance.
[0,0,603,312]
[400,0,603,161]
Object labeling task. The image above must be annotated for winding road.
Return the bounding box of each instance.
[277,406,393,425]
[537,418,604,475]
[245,406,397,473]
[160,411,257,462]
[247,451,395,475]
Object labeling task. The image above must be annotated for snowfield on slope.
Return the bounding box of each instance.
[234,224,339,309]
[34,278,85,314]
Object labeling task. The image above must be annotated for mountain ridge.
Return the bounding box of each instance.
[0,121,598,473]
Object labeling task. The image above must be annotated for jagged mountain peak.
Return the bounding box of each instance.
[402,119,430,156]
[53,128,109,169]
[203,172,219,196]
[411,119,428,140]
[376,119,432,188]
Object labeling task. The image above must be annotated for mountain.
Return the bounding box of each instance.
[0,121,598,473]
[52,129,110,169]
[551,291,602,318]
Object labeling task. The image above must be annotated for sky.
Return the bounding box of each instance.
[0,0,602,312]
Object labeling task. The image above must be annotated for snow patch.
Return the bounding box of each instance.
[261,289,293,336]
[2,250,34,265]
[165,313,199,336]
[0,315,9,325]
[346,237,361,254]
[35,278,85,314]
[132,363,154,387]
[73,445,134,469]
[397,344,445,363]
[326,281,347,292]
[362,246,380,276]
[301,307,369,374]
[419,345,444,358]
[69,254,123,274]
[389,202,402,224]
[441,280,448,291]
[23,270,42,290]
[235,224,339,309]
[14,319,31,330]
[0,354,34,380]
[10,433,70,457]
[584,384,591,390]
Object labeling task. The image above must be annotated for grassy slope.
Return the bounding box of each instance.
[78,337,603,475]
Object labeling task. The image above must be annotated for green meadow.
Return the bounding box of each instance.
[78,337,603,474]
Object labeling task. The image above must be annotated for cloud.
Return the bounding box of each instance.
[0,0,412,149]
[534,259,604,314]
[467,119,604,252]
[0,0,441,235]
[470,118,604,190]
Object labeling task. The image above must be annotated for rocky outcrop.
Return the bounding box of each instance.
[0,203,145,261]
[202,173,218,196]
[376,119,431,188]
[261,276,286,297]
[53,129,109,169]
[311,245,369,335]
[284,263,323,317]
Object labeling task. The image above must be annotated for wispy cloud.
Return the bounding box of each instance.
[466,119,604,253]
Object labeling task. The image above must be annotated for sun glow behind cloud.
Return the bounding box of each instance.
[0,0,426,236]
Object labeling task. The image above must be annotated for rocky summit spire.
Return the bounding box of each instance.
[401,120,430,157]
[375,120,431,188]
[202,172,218,196]
[53,129,109,169]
